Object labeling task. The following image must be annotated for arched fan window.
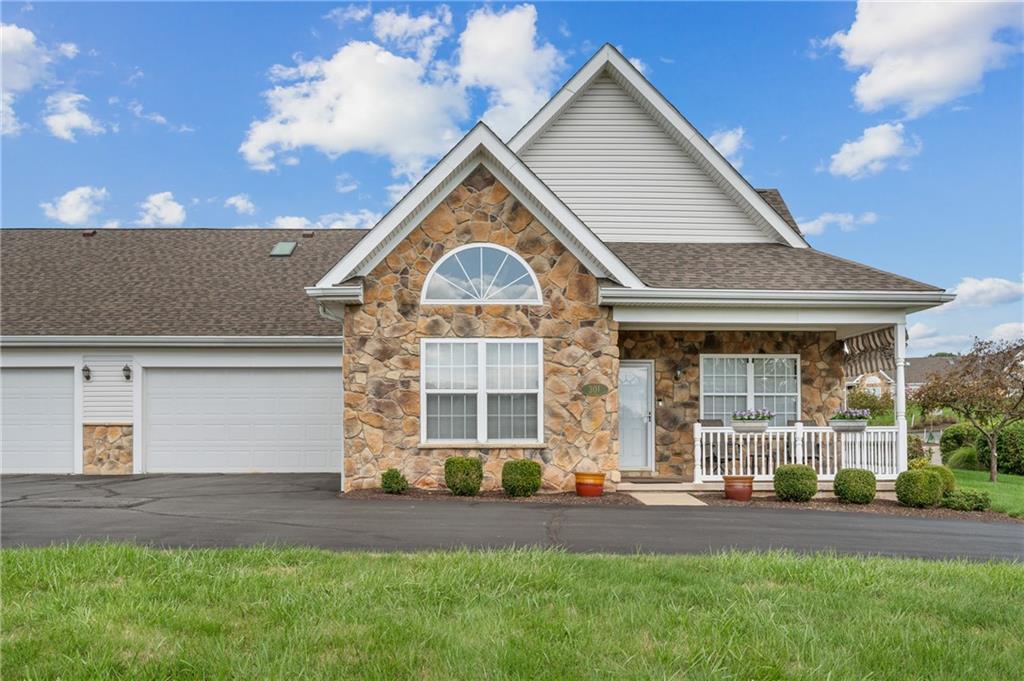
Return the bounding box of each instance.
[422,244,542,304]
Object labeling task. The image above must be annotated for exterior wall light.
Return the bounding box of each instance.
[82,365,92,381]
[122,364,133,381]
[674,366,684,381]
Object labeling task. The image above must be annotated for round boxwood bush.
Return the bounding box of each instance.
[974,421,1024,475]
[940,423,976,458]
[923,464,955,495]
[895,469,943,508]
[444,456,483,496]
[941,489,991,512]
[501,459,542,497]
[947,446,980,470]
[834,468,876,504]
[773,464,817,502]
[907,457,931,470]
[381,468,409,494]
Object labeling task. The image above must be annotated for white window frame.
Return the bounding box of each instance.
[420,243,543,305]
[698,354,801,425]
[420,338,544,444]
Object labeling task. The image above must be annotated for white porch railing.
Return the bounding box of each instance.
[693,423,900,482]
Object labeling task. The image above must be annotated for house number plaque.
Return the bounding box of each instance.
[581,383,609,396]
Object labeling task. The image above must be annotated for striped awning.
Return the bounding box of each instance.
[844,327,899,377]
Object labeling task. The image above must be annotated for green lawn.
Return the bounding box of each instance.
[3,545,1023,680]
[953,469,1024,518]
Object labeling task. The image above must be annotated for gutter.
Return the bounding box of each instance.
[598,287,955,309]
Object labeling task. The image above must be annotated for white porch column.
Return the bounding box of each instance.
[692,422,703,483]
[894,321,908,472]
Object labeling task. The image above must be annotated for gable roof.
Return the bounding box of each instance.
[607,243,943,291]
[755,189,800,233]
[509,44,808,248]
[1,228,365,338]
[905,356,958,384]
[312,122,646,292]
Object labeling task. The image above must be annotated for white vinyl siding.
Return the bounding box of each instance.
[700,355,800,427]
[82,356,133,424]
[520,73,775,243]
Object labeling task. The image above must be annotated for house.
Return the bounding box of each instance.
[846,371,895,399]
[0,45,953,489]
[845,356,957,401]
[904,356,958,393]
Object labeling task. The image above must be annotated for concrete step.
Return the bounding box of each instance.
[618,480,896,493]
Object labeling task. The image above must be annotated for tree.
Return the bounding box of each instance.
[915,338,1024,482]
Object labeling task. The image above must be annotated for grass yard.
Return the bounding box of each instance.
[3,545,1023,680]
[953,470,1024,518]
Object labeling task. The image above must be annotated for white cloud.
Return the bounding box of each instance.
[373,5,452,63]
[798,211,877,236]
[615,45,648,75]
[269,209,380,230]
[43,92,105,141]
[906,321,971,353]
[40,185,108,225]
[941,276,1024,311]
[57,42,78,59]
[335,173,358,193]
[224,193,256,215]
[1,23,50,134]
[828,122,921,179]
[821,2,1023,118]
[124,67,144,85]
[457,4,564,139]
[240,41,466,185]
[137,191,186,226]
[128,100,194,133]
[991,322,1024,343]
[708,126,747,168]
[101,220,120,229]
[658,56,676,65]
[325,4,371,27]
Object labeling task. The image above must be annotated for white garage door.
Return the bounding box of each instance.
[144,368,342,473]
[1,368,75,474]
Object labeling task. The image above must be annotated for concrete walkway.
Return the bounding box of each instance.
[2,474,1021,561]
[628,491,706,506]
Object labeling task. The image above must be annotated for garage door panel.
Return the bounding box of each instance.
[2,368,75,474]
[144,368,342,473]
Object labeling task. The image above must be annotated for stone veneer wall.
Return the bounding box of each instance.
[342,165,619,492]
[83,425,133,474]
[619,330,845,480]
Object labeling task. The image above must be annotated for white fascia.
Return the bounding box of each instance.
[599,287,955,312]
[508,44,809,249]
[0,336,344,348]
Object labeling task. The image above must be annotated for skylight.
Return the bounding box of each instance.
[270,241,296,257]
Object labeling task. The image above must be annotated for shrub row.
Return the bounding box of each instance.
[382,457,543,498]
[895,464,967,509]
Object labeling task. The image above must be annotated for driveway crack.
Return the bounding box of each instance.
[545,509,565,547]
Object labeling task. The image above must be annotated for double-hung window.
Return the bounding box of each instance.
[700,355,800,427]
[421,339,543,443]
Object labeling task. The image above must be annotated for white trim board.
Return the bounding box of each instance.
[508,44,808,249]
[311,123,645,293]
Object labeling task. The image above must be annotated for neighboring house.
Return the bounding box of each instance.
[846,371,895,399]
[846,357,958,400]
[0,45,953,490]
[904,356,958,393]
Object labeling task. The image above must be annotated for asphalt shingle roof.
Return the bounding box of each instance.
[1,228,367,337]
[607,242,943,291]
[754,188,799,233]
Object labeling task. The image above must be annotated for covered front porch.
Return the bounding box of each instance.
[613,323,910,489]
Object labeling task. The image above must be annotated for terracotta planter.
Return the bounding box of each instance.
[731,420,770,434]
[723,475,755,502]
[574,472,606,497]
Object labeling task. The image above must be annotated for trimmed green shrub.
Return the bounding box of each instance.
[895,469,943,508]
[908,457,931,470]
[940,423,976,458]
[501,459,542,497]
[834,468,876,504]
[444,457,483,496]
[941,489,992,512]
[907,435,927,461]
[847,388,893,415]
[947,446,981,470]
[974,422,1024,476]
[773,464,817,502]
[381,468,409,494]
[924,464,955,495]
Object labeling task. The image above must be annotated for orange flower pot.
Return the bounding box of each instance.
[574,472,606,497]
[723,475,754,502]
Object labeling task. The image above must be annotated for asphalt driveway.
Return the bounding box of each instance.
[2,474,1021,561]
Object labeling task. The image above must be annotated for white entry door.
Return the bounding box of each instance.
[619,361,653,470]
[1,368,75,474]
[144,367,342,473]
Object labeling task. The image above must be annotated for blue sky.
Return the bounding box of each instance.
[2,1,1022,353]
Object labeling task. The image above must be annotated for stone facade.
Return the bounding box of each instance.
[342,165,619,492]
[619,330,845,480]
[83,425,133,474]
[847,370,894,398]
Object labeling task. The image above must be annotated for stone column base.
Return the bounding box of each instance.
[83,425,133,474]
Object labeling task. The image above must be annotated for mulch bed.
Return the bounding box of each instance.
[693,494,1024,524]
[340,488,642,506]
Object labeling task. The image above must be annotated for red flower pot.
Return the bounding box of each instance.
[723,475,754,502]
[575,472,606,497]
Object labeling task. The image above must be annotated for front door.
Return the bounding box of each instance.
[619,361,654,470]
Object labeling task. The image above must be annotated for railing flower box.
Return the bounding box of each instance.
[829,409,871,433]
